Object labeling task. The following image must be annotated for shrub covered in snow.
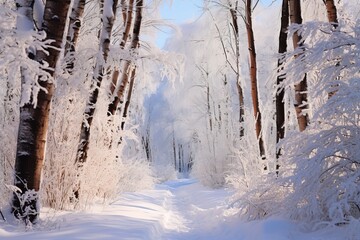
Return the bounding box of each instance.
[231,19,360,224]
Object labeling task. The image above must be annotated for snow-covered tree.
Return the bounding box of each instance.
[13,0,71,223]
[231,9,360,225]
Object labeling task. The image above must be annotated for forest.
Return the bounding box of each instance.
[0,0,360,239]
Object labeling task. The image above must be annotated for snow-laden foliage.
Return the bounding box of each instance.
[189,1,279,187]
[146,0,281,187]
[0,0,185,213]
[39,1,163,209]
[0,3,17,209]
[159,8,239,186]
[152,164,177,183]
[278,19,360,223]
[232,18,360,224]
[0,3,47,209]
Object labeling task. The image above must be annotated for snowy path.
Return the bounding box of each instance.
[0,179,235,240]
[158,179,233,239]
[0,179,351,239]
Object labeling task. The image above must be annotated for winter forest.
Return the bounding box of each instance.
[1,0,360,239]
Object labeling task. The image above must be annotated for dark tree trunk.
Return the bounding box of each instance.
[173,132,177,171]
[276,0,289,159]
[245,0,266,160]
[13,0,71,223]
[64,0,86,72]
[289,0,309,132]
[324,0,339,98]
[229,1,245,137]
[108,0,143,116]
[120,67,136,131]
[76,0,119,164]
[206,84,213,131]
[120,0,135,49]
[109,0,135,97]
[324,0,338,28]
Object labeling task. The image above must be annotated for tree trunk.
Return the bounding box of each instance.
[13,0,70,223]
[324,0,338,28]
[120,0,135,49]
[276,0,289,158]
[76,0,119,164]
[289,0,308,132]
[229,1,245,137]
[109,0,135,97]
[108,0,143,116]
[206,83,213,131]
[324,0,339,98]
[64,0,86,72]
[245,0,266,160]
[173,132,177,171]
[120,67,136,131]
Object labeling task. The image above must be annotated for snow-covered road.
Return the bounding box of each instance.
[0,179,354,239]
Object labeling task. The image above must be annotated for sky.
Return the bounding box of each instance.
[157,0,276,47]
[157,0,203,47]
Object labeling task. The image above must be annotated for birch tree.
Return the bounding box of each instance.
[64,0,86,71]
[275,0,289,158]
[108,0,143,118]
[289,0,309,131]
[76,0,119,164]
[324,0,338,98]
[245,0,266,159]
[108,0,135,103]
[13,0,71,223]
[229,0,245,137]
[324,0,338,28]
[121,67,136,130]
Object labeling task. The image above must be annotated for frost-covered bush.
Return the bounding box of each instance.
[278,19,360,223]
[191,122,236,188]
[0,4,17,209]
[161,8,241,188]
[41,98,156,210]
[225,122,279,220]
[152,164,177,183]
[233,19,360,224]
[116,158,155,193]
[0,0,158,213]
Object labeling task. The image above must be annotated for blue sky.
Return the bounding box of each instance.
[161,0,203,23]
[157,0,203,47]
[157,0,276,47]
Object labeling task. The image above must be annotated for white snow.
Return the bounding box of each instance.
[0,178,357,239]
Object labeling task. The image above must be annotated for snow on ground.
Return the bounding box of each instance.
[0,179,357,239]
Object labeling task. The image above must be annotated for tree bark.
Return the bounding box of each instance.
[324,0,339,98]
[108,0,143,116]
[289,0,309,132]
[324,0,338,28]
[245,0,266,160]
[120,0,135,49]
[120,67,136,131]
[276,0,289,158]
[229,1,245,137]
[64,0,86,72]
[76,0,119,164]
[172,131,177,171]
[109,0,135,97]
[206,83,213,131]
[13,0,70,223]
